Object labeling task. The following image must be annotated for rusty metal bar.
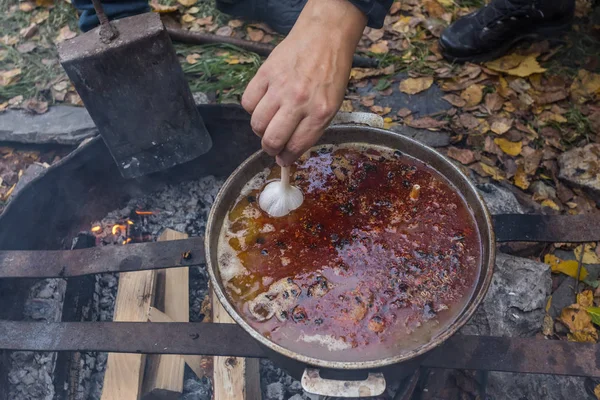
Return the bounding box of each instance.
[0,321,598,378]
[1,215,600,279]
[0,238,204,279]
[493,214,600,243]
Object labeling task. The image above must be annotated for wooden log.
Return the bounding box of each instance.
[211,290,261,400]
[147,307,211,380]
[101,269,157,399]
[142,229,189,400]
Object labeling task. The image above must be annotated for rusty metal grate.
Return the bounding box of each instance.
[1,220,599,379]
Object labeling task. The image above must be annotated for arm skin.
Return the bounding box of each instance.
[241,0,368,166]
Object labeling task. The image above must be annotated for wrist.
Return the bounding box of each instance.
[291,0,367,50]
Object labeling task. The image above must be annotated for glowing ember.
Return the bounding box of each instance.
[112,224,127,235]
[127,220,134,225]
[135,210,154,215]
[91,226,101,233]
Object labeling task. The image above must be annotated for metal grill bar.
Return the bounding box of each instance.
[0,321,597,377]
[0,238,204,278]
[1,215,600,279]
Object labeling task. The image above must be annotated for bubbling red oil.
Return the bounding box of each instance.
[218,144,481,362]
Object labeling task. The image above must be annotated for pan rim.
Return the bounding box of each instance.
[206,124,496,370]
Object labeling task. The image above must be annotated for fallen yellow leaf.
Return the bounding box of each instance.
[541,199,560,211]
[513,165,530,190]
[0,69,22,86]
[436,0,454,6]
[486,53,546,77]
[399,77,434,95]
[369,40,389,54]
[186,53,200,64]
[560,304,598,343]
[494,138,522,156]
[575,243,600,264]
[479,162,505,181]
[31,10,49,25]
[391,15,413,34]
[570,69,600,104]
[178,0,196,6]
[181,14,195,23]
[460,84,483,107]
[594,384,600,400]
[578,290,594,308]
[547,257,588,280]
[349,65,395,81]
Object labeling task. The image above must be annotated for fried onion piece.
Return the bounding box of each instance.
[248,278,301,322]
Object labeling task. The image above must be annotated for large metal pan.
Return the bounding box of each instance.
[205,116,495,397]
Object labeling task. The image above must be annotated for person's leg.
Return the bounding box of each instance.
[439,0,575,63]
[72,0,150,32]
[215,0,307,34]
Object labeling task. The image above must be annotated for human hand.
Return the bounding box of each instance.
[241,0,367,166]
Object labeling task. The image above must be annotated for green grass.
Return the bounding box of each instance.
[0,0,78,102]
[178,43,261,101]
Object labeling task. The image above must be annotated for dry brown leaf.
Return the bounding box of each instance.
[578,290,594,308]
[17,42,36,54]
[458,113,479,130]
[490,117,513,134]
[0,102,8,112]
[446,147,475,164]
[369,40,389,54]
[181,14,195,23]
[570,70,600,104]
[391,15,413,34]
[20,23,38,39]
[186,53,200,64]
[349,65,394,81]
[36,0,54,7]
[594,384,600,400]
[397,108,412,118]
[22,98,48,114]
[150,0,178,13]
[31,10,49,25]
[405,116,448,129]
[533,89,568,105]
[365,28,384,42]
[195,16,213,26]
[178,0,196,6]
[522,149,542,174]
[247,27,265,42]
[228,19,244,28]
[19,1,35,11]
[340,100,354,112]
[216,26,233,36]
[360,95,375,107]
[423,0,445,18]
[486,53,546,77]
[399,76,434,95]
[538,111,567,125]
[55,25,76,43]
[442,94,466,107]
[370,105,392,116]
[542,314,554,336]
[484,92,504,112]
[513,165,530,190]
[0,69,22,86]
[460,84,483,107]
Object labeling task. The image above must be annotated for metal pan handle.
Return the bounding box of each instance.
[301,368,386,398]
[330,112,384,129]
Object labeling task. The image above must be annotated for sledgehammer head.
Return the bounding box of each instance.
[58,12,212,179]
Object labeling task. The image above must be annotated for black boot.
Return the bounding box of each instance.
[216,0,307,35]
[439,0,575,63]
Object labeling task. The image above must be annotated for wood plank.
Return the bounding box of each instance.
[211,289,261,400]
[101,269,157,400]
[148,307,211,379]
[142,229,189,399]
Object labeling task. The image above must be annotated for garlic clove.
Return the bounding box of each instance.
[259,180,303,217]
[259,165,304,217]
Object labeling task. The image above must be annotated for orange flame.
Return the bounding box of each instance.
[135,210,154,215]
[112,224,127,235]
[91,226,101,233]
[127,220,134,225]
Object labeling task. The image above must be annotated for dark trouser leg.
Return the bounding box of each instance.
[439,0,575,63]
[215,0,307,34]
[72,0,150,32]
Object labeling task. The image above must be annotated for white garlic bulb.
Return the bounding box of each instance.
[259,166,304,217]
